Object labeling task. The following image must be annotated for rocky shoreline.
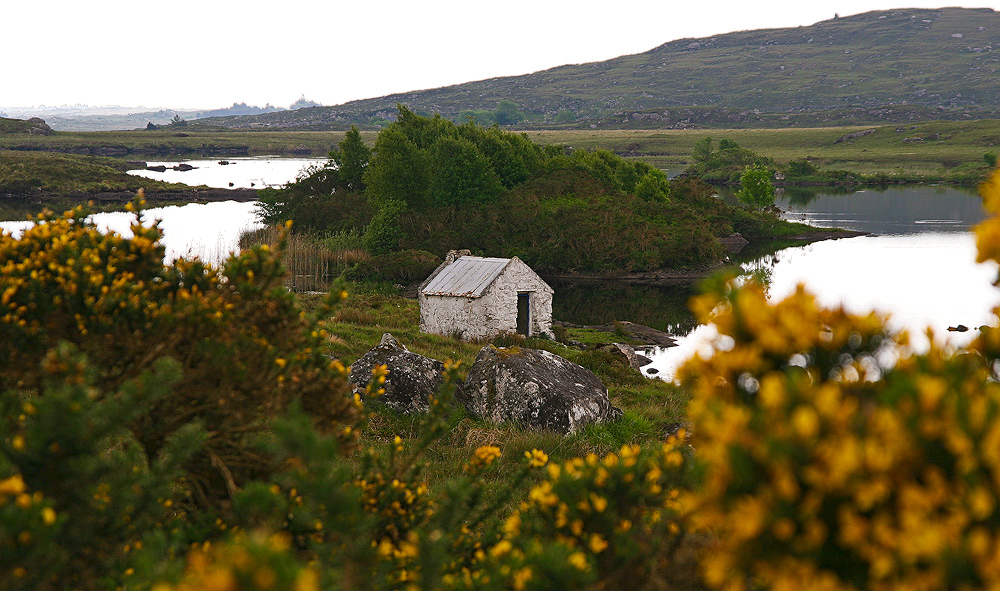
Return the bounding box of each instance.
[85,188,259,203]
[4,188,260,204]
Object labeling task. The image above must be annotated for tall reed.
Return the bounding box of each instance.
[238,226,370,292]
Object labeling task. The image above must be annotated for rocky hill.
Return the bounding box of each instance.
[0,117,54,136]
[193,7,1000,130]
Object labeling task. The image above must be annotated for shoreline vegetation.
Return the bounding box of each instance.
[246,107,819,281]
[0,109,971,286]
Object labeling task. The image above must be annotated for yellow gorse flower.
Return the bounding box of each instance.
[682,165,1000,591]
[524,449,548,467]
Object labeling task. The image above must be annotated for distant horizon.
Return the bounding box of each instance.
[6,2,999,111]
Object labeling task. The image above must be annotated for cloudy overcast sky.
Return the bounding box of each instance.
[3,1,998,110]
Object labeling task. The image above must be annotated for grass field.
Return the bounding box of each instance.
[524,119,1000,175]
[3,119,998,188]
[0,128,359,157]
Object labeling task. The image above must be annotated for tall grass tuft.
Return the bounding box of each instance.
[239,226,371,292]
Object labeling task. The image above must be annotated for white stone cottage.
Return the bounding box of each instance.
[419,252,554,341]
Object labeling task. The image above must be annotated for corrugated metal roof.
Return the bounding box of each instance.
[421,256,511,298]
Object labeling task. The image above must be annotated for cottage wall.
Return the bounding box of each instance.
[419,258,553,341]
[419,294,489,340]
[481,258,553,338]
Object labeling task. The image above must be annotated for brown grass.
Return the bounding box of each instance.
[239,226,371,292]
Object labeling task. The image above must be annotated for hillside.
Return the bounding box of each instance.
[193,7,1000,130]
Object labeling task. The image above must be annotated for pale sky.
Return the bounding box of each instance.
[3,1,998,110]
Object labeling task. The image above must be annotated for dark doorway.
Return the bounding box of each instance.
[516,293,530,335]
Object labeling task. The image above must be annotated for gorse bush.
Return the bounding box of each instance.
[681,169,1000,591]
[1,346,198,590]
[0,194,358,504]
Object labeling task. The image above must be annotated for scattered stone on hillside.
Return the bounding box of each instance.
[834,129,876,144]
[460,345,620,434]
[348,333,445,413]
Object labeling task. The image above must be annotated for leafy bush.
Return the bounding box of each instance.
[395,169,728,273]
[0,197,357,509]
[683,138,775,182]
[735,164,775,209]
[505,441,693,590]
[343,249,442,283]
[1,346,198,590]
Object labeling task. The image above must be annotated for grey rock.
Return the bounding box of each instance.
[25,117,53,136]
[719,232,749,254]
[349,333,445,413]
[834,129,875,144]
[461,345,618,434]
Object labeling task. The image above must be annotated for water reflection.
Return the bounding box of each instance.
[635,186,994,381]
[0,201,262,264]
[127,156,327,189]
[719,184,986,234]
[548,279,697,335]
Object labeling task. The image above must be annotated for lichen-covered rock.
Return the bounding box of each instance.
[461,345,618,434]
[349,333,444,413]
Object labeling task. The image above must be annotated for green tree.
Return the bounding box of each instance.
[735,164,775,209]
[364,199,407,255]
[786,157,819,177]
[363,125,431,208]
[428,135,503,206]
[494,100,525,126]
[634,171,672,202]
[692,136,714,163]
[330,126,371,193]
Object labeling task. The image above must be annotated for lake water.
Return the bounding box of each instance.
[638,185,1000,381]
[0,201,264,264]
[2,156,324,262]
[127,155,328,189]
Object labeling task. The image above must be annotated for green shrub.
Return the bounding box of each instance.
[1,346,198,591]
[0,197,357,510]
[344,249,441,283]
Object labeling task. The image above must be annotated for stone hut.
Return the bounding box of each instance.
[419,251,553,341]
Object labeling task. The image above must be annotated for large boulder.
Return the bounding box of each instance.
[461,345,619,434]
[349,333,444,413]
